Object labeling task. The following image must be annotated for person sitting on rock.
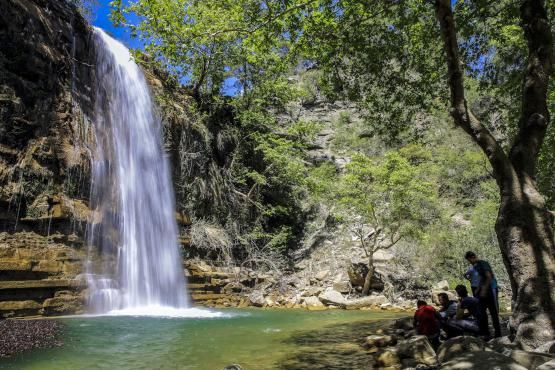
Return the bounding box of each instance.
[413,300,440,349]
[438,292,458,320]
[442,285,481,337]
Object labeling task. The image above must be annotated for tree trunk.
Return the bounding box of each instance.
[362,253,374,296]
[434,0,554,348]
[496,177,555,349]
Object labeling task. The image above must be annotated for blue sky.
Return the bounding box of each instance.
[91,1,140,48]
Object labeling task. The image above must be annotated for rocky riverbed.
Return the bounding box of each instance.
[0,319,63,358]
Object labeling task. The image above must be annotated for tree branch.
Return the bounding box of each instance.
[434,0,516,189]
[509,0,553,178]
[200,0,318,38]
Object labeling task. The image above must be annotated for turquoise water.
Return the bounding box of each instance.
[1,309,403,369]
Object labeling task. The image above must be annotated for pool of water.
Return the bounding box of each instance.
[1,309,404,370]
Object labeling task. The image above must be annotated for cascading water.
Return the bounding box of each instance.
[86,28,188,315]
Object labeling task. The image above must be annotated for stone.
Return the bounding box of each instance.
[222,282,244,294]
[302,286,323,297]
[222,365,242,370]
[314,269,330,281]
[303,296,326,310]
[437,336,485,363]
[433,280,449,291]
[488,336,518,355]
[509,350,554,369]
[537,360,555,370]
[440,351,528,370]
[32,260,63,273]
[248,290,266,307]
[346,294,389,309]
[364,335,397,348]
[0,279,74,290]
[536,341,555,354]
[397,336,437,366]
[0,300,42,311]
[0,259,32,271]
[41,296,82,315]
[318,289,346,307]
[377,349,401,367]
[393,316,414,331]
[333,281,351,293]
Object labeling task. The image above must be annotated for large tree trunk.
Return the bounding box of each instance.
[362,253,374,296]
[434,0,555,348]
[496,179,555,349]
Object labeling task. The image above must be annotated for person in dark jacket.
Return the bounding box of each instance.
[465,251,501,338]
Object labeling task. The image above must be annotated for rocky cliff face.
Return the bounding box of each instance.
[0,0,96,317]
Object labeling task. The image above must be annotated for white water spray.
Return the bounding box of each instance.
[87,28,188,315]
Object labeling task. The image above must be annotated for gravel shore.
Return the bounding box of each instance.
[0,319,63,358]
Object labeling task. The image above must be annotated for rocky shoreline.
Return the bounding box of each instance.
[356,317,555,369]
[0,319,63,358]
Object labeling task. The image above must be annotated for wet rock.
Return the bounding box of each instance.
[364,335,397,348]
[397,336,437,366]
[41,295,82,315]
[303,296,326,310]
[437,336,485,363]
[222,364,242,370]
[377,349,401,367]
[393,316,414,331]
[440,351,527,370]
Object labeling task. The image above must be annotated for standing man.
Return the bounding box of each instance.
[464,251,502,338]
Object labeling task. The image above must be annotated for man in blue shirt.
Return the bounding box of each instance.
[464,251,502,338]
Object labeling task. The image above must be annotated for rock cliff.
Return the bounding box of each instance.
[0,0,95,317]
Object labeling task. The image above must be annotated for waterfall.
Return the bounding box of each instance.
[86,28,188,314]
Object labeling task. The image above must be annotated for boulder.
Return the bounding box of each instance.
[437,336,485,363]
[536,341,555,354]
[433,280,450,291]
[318,289,347,307]
[314,269,330,281]
[303,296,326,310]
[333,281,351,293]
[509,350,554,369]
[248,290,265,307]
[377,349,401,367]
[393,316,414,331]
[440,351,527,370]
[41,295,81,315]
[347,263,385,291]
[537,359,555,370]
[397,336,437,366]
[302,286,323,297]
[364,335,397,348]
[345,294,388,309]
